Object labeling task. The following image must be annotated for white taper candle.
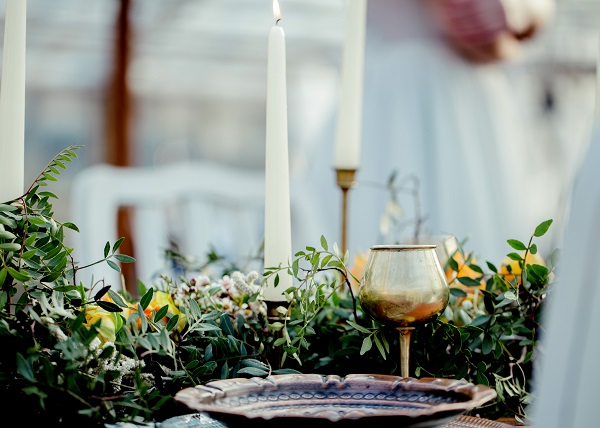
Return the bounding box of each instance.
[0,0,27,203]
[263,0,292,302]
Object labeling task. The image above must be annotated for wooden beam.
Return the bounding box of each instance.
[106,0,137,296]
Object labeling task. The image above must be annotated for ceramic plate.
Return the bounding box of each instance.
[174,374,497,427]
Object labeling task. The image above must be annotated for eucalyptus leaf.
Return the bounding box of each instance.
[114,254,135,263]
[360,336,372,355]
[0,230,16,239]
[106,259,120,272]
[0,204,18,212]
[507,239,527,251]
[534,219,553,237]
[0,243,21,252]
[140,288,154,310]
[237,367,269,377]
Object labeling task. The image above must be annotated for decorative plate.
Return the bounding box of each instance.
[174,374,497,428]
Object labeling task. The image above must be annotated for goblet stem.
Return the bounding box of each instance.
[397,327,415,378]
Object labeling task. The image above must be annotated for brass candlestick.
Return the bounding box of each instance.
[335,168,357,255]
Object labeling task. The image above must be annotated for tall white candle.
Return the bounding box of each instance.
[596,33,600,122]
[263,0,292,302]
[0,0,27,203]
[333,0,367,170]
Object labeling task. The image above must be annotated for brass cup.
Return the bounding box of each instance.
[358,245,450,378]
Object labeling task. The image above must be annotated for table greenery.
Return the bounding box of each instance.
[0,146,558,426]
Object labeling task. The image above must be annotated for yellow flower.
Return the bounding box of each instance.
[445,252,486,296]
[499,252,545,285]
[130,291,187,332]
[84,305,122,343]
[348,250,369,293]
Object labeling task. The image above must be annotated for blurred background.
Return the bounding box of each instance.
[2,0,599,286]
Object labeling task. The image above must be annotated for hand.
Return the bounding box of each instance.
[428,0,519,63]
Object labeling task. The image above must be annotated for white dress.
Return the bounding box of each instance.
[530,123,600,427]
[344,0,567,262]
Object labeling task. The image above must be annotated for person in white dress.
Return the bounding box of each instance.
[341,0,560,263]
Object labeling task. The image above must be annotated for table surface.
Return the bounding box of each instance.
[160,413,515,428]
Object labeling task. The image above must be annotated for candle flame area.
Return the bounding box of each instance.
[273,0,282,23]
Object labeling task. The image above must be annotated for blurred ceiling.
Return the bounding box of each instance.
[0,0,598,99]
[0,0,345,100]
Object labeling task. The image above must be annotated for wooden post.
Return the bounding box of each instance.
[106,0,137,296]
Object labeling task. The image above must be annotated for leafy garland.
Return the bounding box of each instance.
[0,147,558,426]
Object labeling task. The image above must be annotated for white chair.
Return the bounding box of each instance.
[69,161,314,292]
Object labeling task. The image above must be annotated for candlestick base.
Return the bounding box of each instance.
[265,300,290,370]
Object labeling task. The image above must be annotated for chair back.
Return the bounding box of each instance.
[70,161,287,291]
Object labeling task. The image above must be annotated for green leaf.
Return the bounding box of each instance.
[529,244,538,255]
[0,268,6,287]
[140,288,154,310]
[360,336,372,355]
[448,256,459,272]
[0,230,16,239]
[237,367,269,377]
[373,335,386,359]
[0,242,21,252]
[0,216,17,228]
[507,239,527,251]
[220,313,234,336]
[138,304,148,332]
[272,368,302,375]
[534,219,553,237]
[0,204,18,212]
[16,353,35,382]
[7,267,29,282]
[468,263,483,274]
[104,241,110,258]
[530,264,549,278]
[470,314,491,327]
[114,254,135,263]
[477,362,489,386]
[268,322,284,331]
[107,290,128,308]
[0,290,7,311]
[449,288,467,298]
[457,277,481,287]
[62,222,79,232]
[220,361,229,379]
[320,235,328,251]
[320,254,333,268]
[107,259,120,272]
[96,301,122,313]
[482,335,494,355]
[94,285,111,301]
[166,314,179,331]
[346,320,371,334]
[506,252,523,261]
[273,337,287,346]
[241,359,270,371]
[112,237,125,253]
[154,304,169,322]
[504,291,518,301]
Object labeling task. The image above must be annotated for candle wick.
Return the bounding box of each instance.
[275,18,282,25]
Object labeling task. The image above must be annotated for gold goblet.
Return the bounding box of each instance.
[358,245,449,378]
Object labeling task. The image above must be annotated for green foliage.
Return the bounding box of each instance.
[264,223,557,423]
[0,145,558,425]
